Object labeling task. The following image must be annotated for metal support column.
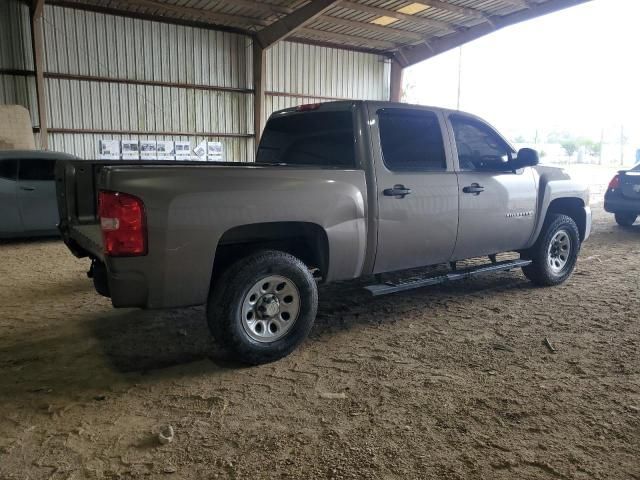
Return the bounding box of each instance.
[253,41,266,149]
[30,0,48,149]
[389,59,404,103]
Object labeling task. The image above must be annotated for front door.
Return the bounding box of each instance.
[17,159,58,232]
[0,159,22,236]
[447,114,537,260]
[369,106,459,273]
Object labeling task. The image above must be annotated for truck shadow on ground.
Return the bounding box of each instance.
[0,235,61,246]
[90,273,531,374]
[0,271,530,401]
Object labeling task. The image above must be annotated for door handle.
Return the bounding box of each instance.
[462,183,484,195]
[20,186,36,191]
[383,185,412,198]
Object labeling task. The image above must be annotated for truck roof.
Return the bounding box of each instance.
[270,100,514,151]
[272,99,482,120]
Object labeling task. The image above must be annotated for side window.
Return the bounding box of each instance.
[450,116,512,171]
[0,159,18,180]
[378,110,446,171]
[18,159,55,181]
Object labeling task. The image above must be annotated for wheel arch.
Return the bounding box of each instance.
[546,197,587,241]
[210,221,330,291]
[530,196,587,247]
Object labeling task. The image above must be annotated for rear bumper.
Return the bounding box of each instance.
[108,270,149,308]
[88,257,149,308]
[604,192,640,214]
[583,206,592,242]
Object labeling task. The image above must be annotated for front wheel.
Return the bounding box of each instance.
[207,250,318,365]
[522,214,580,286]
[614,212,637,227]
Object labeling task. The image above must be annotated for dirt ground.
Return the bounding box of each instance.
[0,204,638,480]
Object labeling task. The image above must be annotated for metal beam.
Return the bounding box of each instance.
[297,27,398,51]
[317,15,425,42]
[418,0,488,19]
[218,0,292,16]
[339,1,456,33]
[45,0,251,35]
[256,0,341,49]
[32,0,44,17]
[498,0,531,7]
[253,42,266,147]
[30,0,47,150]
[389,59,403,102]
[397,0,592,67]
[107,0,269,28]
[32,127,253,138]
[287,36,391,56]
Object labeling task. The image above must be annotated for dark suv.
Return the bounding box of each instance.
[605,163,640,226]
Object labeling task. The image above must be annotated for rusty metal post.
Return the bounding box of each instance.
[31,0,48,149]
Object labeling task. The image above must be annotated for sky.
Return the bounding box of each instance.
[404,0,640,148]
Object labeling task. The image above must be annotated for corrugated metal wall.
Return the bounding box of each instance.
[42,4,254,160]
[265,41,390,125]
[0,1,390,159]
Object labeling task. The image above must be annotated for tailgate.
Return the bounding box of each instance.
[56,160,108,258]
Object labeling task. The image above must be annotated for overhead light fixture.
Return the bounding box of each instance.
[371,15,399,26]
[397,2,428,15]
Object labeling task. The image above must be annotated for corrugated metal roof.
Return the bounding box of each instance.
[45,0,592,57]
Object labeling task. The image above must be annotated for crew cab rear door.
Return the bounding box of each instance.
[368,105,459,273]
[446,113,537,260]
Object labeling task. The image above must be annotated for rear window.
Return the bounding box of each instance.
[257,110,355,168]
[0,159,18,180]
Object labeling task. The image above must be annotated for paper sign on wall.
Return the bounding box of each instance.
[95,139,225,161]
[98,139,120,160]
[175,141,191,160]
[156,140,175,160]
[193,140,207,160]
[207,141,224,162]
[140,140,157,159]
[121,140,140,160]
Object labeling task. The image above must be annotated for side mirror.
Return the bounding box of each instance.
[512,148,539,169]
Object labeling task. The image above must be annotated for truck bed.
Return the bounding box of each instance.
[56,159,242,259]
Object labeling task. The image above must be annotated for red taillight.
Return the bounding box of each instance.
[296,103,321,111]
[98,191,147,256]
[608,175,621,190]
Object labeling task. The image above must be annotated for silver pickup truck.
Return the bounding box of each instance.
[57,101,591,364]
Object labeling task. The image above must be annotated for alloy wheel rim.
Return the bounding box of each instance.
[241,275,300,343]
[547,229,571,274]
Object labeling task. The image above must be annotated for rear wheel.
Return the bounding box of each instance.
[207,250,318,365]
[522,214,580,286]
[614,212,637,227]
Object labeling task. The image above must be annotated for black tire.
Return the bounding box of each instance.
[207,250,318,365]
[521,213,580,286]
[614,212,637,227]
